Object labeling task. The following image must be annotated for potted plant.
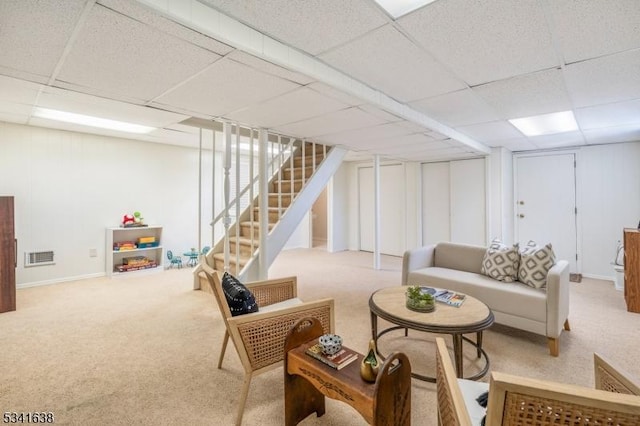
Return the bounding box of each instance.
[406,285,435,312]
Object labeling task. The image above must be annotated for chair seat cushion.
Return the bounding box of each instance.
[457,378,489,426]
[259,298,303,313]
[221,272,259,316]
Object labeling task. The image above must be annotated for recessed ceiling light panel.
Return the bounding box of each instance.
[32,107,156,134]
[509,111,578,137]
[373,0,438,19]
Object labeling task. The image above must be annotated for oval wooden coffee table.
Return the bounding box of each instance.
[369,286,494,382]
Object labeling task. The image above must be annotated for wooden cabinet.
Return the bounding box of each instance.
[0,196,16,313]
[624,228,640,313]
[106,226,163,277]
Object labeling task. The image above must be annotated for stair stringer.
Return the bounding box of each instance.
[240,147,347,282]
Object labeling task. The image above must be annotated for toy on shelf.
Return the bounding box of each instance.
[121,211,147,228]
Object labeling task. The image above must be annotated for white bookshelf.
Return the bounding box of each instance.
[106,225,163,277]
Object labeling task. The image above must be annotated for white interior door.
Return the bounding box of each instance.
[515,154,577,271]
[358,164,404,256]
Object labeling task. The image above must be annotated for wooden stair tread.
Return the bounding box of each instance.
[212,252,251,263]
[239,221,275,229]
[228,236,258,245]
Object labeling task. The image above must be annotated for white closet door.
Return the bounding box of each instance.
[358,164,405,256]
[421,162,451,246]
[450,159,486,245]
[515,153,577,271]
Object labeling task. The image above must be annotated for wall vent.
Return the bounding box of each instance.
[25,251,55,267]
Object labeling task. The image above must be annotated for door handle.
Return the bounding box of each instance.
[518,214,525,218]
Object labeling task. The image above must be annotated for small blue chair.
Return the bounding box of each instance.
[167,250,182,269]
[201,246,211,256]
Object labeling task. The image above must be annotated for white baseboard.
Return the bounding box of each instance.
[581,273,614,283]
[17,272,106,289]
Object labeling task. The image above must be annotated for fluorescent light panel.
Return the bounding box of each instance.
[509,111,578,137]
[373,0,438,18]
[33,107,156,134]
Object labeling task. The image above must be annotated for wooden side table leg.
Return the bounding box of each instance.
[284,317,327,426]
[374,352,412,426]
[476,331,483,359]
[284,373,325,426]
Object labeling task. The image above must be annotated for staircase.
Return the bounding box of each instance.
[196,140,346,287]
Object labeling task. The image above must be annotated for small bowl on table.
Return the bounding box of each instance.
[318,334,343,356]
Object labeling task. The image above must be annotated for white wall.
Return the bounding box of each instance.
[328,163,349,252]
[579,141,640,279]
[0,121,209,286]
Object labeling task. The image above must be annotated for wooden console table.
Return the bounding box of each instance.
[284,317,411,426]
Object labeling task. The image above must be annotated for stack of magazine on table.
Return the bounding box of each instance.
[305,343,359,370]
[420,287,466,307]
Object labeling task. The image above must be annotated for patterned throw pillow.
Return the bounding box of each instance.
[518,241,556,289]
[221,272,259,316]
[481,238,519,282]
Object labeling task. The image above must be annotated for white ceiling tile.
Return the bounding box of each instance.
[576,99,640,130]
[0,0,87,78]
[358,104,404,123]
[583,124,640,145]
[57,5,221,102]
[320,25,465,102]
[487,138,536,152]
[37,86,188,127]
[155,57,300,117]
[307,82,364,106]
[227,51,314,85]
[473,68,572,119]
[529,131,585,149]
[410,89,501,127]
[318,122,416,146]
[547,0,640,63]
[0,75,43,105]
[275,107,387,138]
[200,0,387,55]
[425,130,450,141]
[98,0,234,55]
[226,87,348,128]
[456,121,523,142]
[399,0,558,85]
[564,50,640,107]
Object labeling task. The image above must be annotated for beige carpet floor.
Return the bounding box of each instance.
[1,248,639,425]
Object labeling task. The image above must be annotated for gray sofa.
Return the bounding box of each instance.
[402,241,570,356]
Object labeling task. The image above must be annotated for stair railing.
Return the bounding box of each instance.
[210,121,298,275]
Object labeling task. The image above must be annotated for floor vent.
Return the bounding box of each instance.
[25,251,55,267]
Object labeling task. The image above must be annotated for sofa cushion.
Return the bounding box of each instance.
[434,242,486,274]
[519,241,556,289]
[481,239,519,282]
[407,267,547,322]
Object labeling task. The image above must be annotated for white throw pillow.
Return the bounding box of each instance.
[518,240,556,289]
[481,238,519,282]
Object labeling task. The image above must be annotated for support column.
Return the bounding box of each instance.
[223,121,232,273]
[373,154,381,270]
[258,129,269,280]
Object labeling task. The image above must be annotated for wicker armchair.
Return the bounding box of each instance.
[200,264,335,426]
[435,337,640,425]
[486,372,640,425]
[435,337,486,426]
[594,352,640,395]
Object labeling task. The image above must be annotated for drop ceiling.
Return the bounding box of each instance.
[0,0,639,162]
